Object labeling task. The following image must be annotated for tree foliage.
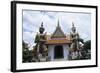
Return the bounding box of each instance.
[83,40,91,59]
[22,41,29,62]
[22,41,34,62]
[34,34,40,43]
[84,40,91,50]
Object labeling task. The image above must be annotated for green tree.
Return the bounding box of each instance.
[22,41,29,62]
[83,40,91,59]
[34,34,40,43]
[84,40,91,50]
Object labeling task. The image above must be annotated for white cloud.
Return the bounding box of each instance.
[23,10,91,46]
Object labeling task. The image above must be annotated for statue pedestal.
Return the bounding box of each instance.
[39,58,47,62]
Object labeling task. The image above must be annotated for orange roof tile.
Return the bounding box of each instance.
[45,38,72,45]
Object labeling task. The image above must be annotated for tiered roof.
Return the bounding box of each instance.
[51,21,66,38]
[46,21,72,45]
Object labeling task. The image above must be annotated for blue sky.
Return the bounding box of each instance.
[23,10,91,49]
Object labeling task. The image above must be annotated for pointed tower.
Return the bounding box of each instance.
[51,21,66,38]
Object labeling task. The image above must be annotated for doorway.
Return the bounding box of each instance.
[54,45,64,59]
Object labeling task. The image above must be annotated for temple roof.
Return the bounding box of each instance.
[46,38,72,45]
[51,21,66,38]
[46,35,72,45]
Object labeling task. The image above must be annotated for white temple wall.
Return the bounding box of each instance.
[48,44,70,61]
[63,45,69,60]
[48,45,54,61]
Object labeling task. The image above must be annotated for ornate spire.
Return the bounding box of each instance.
[39,22,45,34]
[41,22,43,27]
[58,20,60,27]
[72,22,74,27]
[51,20,66,38]
[71,22,76,32]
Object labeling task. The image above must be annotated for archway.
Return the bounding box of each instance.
[54,45,64,59]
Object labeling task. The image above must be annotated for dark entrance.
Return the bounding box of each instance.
[54,45,64,59]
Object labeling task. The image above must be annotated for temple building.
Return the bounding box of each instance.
[45,22,72,61]
[33,21,84,62]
